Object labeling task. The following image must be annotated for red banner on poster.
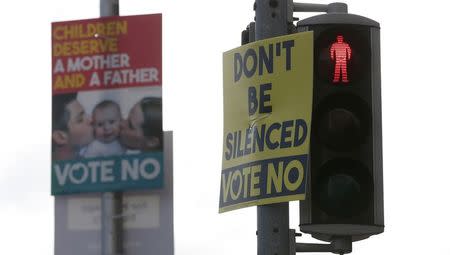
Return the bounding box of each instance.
[52,14,162,95]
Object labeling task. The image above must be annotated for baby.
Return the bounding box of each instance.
[82,100,125,158]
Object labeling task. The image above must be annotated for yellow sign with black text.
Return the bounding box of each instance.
[220,32,313,213]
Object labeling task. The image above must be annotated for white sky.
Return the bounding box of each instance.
[0,0,450,254]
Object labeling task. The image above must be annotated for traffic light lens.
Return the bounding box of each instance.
[314,159,373,219]
[319,173,361,217]
[319,108,361,150]
[315,27,370,85]
[314,93,370,151]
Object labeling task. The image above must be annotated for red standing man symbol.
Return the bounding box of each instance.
[330,35,352,83]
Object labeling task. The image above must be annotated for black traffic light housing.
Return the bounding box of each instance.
[297,13,384,242]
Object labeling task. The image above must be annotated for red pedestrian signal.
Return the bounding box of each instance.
[330,35,351,83]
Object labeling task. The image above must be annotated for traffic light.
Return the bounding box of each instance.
[297,13,384,242]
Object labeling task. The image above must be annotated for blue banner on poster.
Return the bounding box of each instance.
[52,152,163,195]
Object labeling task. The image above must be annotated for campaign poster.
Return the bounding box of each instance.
[220,32,314,213]
[51,14,163,195]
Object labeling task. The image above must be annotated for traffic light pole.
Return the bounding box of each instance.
[100,2,123,255]
[254,1,292,255]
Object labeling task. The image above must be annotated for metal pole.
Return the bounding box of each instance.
[255,0,292,255]
[100,1,122,255]
[101,192,123,255]
[100,0,119,16]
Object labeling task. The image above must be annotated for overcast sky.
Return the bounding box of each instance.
[1,0,449,254]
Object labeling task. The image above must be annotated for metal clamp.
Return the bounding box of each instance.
[293,2,348,14]
[289,230,352,255]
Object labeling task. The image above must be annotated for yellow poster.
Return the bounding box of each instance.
[220,32,313,213]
